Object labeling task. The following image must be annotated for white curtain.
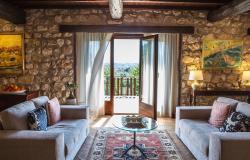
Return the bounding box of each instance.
[76,32,112,117]
[141,39,154,105]
[157,33,179,117]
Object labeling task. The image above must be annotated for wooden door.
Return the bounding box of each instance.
[139,35,158,120]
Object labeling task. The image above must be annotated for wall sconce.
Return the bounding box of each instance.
[242,71,250,86]
[189,70,203,90]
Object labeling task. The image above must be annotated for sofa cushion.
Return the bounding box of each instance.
[179,119,219,156]
[46,97,61,126]
[209,100,232,127]
[0,101,36,130]
[31,96,49,108]
[217,97,238,110]
[219,111,250,132]
[47,119,88,155]
[27,107,48,131]
[236,102,250,117]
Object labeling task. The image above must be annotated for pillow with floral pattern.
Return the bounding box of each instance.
[219,111,250,132]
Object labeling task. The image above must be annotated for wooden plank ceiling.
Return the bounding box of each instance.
[9,0,233,10]
[3,0,250,25]
[0,0,25,24]
[208,0,250,21]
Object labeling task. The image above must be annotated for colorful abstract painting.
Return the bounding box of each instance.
[202,40,243,69]
[0,34,24,75]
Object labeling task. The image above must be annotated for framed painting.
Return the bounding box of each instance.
[0,33,24,75]
[202,39,243,69]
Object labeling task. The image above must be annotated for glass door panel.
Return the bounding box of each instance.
[139,35,158,119]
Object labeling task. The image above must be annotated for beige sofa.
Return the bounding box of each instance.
[0,96,89,160]
[175,97,250,160]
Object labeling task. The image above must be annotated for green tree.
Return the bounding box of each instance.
[104,65,110,96]
[104,65,110,77]
[128,65,139,95]
[129,65,139,78]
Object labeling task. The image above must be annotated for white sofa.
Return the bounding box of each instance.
[0,96,89,160]
[175,97,250,160]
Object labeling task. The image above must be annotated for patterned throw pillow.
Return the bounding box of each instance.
[27,107,48,131]
[46,97,61,126]
[209,100,232,128]
[219,112,250,132]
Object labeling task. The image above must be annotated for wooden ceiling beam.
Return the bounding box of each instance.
[10,0,226,10]
[59,25,195,34]
[0,0,25,24]
[207,0,250,22]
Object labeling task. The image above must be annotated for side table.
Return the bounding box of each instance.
[189,89,250,106]
[0,91,39,111]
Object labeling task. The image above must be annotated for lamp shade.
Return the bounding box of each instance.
[189,70,203,81]
[242,71,250,81]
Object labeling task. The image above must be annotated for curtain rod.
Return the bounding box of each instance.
[59,25,194,34]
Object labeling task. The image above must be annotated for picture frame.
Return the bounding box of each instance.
[0,33,24,76]
[202,39,243,70]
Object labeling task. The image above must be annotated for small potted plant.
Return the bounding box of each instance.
[65,82,78,105]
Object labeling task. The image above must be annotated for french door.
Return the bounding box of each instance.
[139,35,158,120]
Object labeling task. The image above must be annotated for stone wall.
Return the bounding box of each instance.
[181,13,250,105]
[0,9,249,114]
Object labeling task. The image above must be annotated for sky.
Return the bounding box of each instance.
[104,39,140,64]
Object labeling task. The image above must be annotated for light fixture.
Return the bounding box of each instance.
[109,0,123,19]
[242,71,250,86]
[189,70,203,90]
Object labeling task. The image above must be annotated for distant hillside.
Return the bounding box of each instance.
[104,63,139,77]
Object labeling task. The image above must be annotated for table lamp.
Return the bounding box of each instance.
[189,70,203,90]
[242,71,250,86]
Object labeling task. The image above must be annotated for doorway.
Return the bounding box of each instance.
[104,34,158,119]
[113,38,140,114]
[104,35,141,114]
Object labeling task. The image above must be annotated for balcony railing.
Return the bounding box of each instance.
[105,76,139,96]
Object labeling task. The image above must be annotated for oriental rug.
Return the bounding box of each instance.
[87,128,183,160]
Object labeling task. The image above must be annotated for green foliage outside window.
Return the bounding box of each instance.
[104,64,139,96]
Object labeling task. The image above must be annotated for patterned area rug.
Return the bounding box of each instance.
[87,128,183,160]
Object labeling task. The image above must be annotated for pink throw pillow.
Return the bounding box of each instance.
[46,97,61,126]
[208,100,232,128]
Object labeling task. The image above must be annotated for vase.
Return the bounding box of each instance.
[66,98,77,105]
[66,90,77,105]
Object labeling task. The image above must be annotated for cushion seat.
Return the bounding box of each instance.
[179,119,219,156]
[48,119,89,155]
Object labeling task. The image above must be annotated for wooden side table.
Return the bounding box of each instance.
[0,91,39,111]
[189,89,250,106]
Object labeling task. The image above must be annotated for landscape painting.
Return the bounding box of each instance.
[0,34,24,75]
[202,40,243,69]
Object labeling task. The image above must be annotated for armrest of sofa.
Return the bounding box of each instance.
[175,106,212,135]
[61,105,89,119]
[0,130,64,160]
[209,132,250,160]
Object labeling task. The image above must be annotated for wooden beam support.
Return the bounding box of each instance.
[248,28,250,35]
[10,0,225,10]
[207,0,250,22]
[59,25,194,34]
[0,0,25,24]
